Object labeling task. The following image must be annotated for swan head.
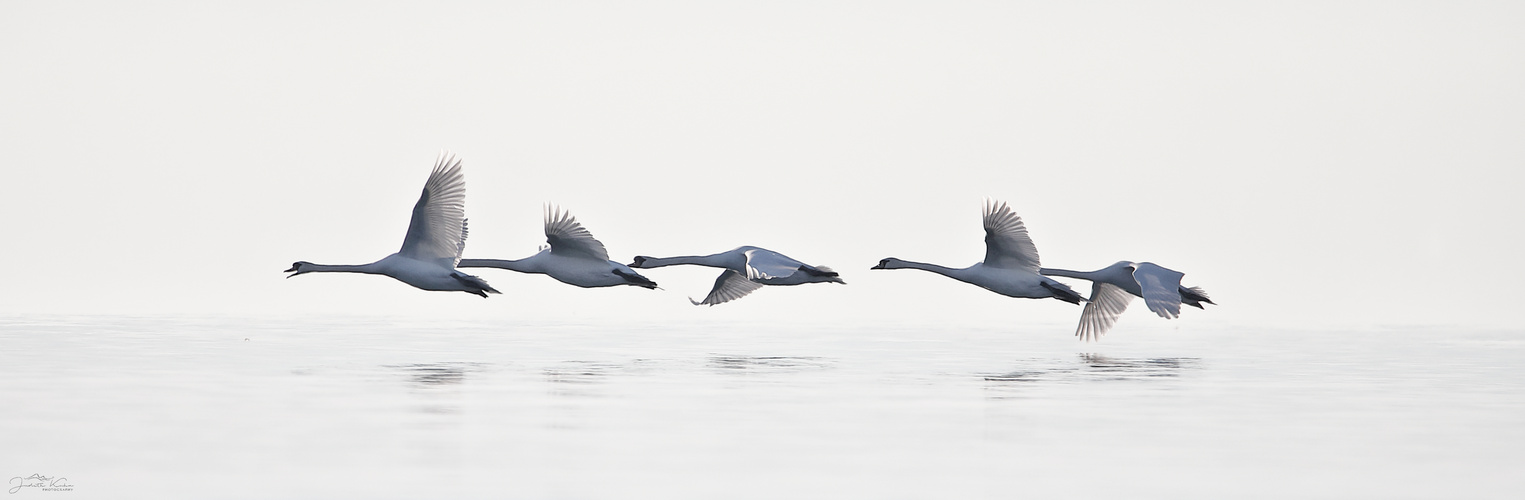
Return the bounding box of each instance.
[870,258,904,270]
[628,256,651,268]
[284,261,314,278]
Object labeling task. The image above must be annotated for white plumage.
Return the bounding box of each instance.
[285,151,499,297]
[871,199,1084,304]
[1041,261,1214,341]
[456,205,657,289]
[629,246,844,306]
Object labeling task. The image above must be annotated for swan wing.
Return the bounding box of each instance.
[741,248,806,280]
[691,269,765,306]
[399,152,468,268]
[1131,262,1185,319]
[543,205,610,261]
[1076,282,1133,341]
[981,199,1040,271]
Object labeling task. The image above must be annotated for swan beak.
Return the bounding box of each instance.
[284,264,299,273]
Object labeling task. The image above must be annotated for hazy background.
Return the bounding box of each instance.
[2,1,1521,332]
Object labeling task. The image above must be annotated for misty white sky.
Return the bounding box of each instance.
[2,1,1521,331]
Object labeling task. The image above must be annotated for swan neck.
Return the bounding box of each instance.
[893,259,966,278]
[1038,267,1095,280]
[305,262,380,274]
[640,254,725,268]
[457,258,535,273]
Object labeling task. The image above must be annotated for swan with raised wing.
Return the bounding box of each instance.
[870,199,1083,304]
[628,247,844,305]
[1040,262,1213,341]
[284,152,499,297]
[456,205,657,289]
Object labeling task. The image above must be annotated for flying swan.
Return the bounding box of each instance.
[1040,262,1213,341]
[456,205,658,289]
[871,199,1084,304]
[628,247,844,305]
[284,152,500,297]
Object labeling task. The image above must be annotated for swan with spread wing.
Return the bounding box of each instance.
[285,152,499,297]
[628,247,844,306]
[456,205,657,289]
[1041,262,1214,341]
[871,199,1083,304]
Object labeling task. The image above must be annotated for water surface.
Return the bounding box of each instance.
[2,316,1521,498]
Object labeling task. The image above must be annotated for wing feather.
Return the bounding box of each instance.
[543,205,610,261]
[1131,262,1185,319]
[1076,282,1133,341]
[742,248,806,280]
[981,199,1041,271]
[691,270,765,306]
[399,151,468,268]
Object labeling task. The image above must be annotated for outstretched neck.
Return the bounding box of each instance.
[886,259,971,279]
[634,254,729,269]
[304,262,381,274]
[457,258,536,273]
[1038,267,1097,280]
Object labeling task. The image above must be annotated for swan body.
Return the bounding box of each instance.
[285,152,500,298]
[628,246,843,305]
[1040,261,1214,341]
[870,199,1083,304]
[457,206,657,289]
[870,258,1078,301]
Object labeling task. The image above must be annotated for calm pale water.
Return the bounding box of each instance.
[2,315,1522,499]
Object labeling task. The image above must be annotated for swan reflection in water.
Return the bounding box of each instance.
[390,362,484,388]
[387,362,486,417]
[984,354,1201,384]
[541,360,670,399]
[709,355,834,373]
[544,361,622,385]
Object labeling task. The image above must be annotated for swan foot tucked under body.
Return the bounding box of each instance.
[451,271,501,297]
[611,268,660,289]
[1040,281,1084,304]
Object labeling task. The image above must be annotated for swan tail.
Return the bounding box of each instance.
[799,265,846,284]
[1180,286,1213,309]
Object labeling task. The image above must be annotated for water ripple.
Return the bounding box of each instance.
[984,354,1202,383]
